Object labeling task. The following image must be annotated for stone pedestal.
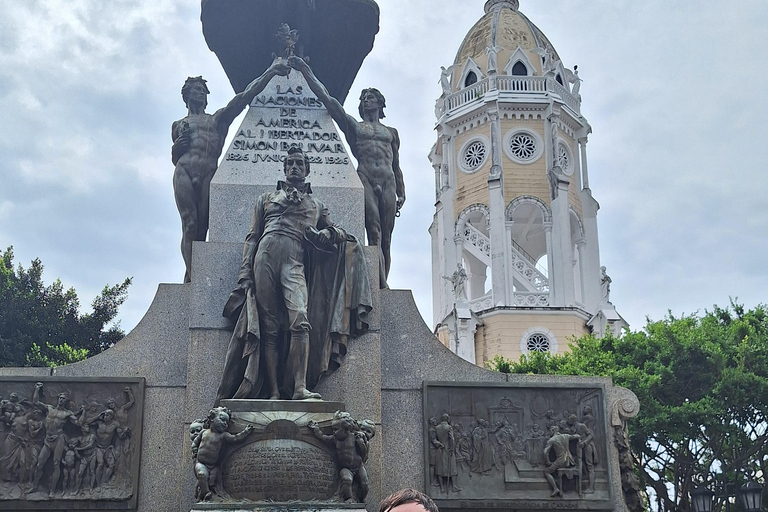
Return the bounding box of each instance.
[191,504,367,512]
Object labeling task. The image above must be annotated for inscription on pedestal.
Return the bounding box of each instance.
[223,85,351,170]
[222,439,336,501]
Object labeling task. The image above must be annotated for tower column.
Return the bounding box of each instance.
[505,221,515,302]
[488,109,508,307]
[575,237,587,305]
[547,112,575,307]
[544,221,554,304]
[579,137,590,190]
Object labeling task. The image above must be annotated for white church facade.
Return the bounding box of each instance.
[430,0,626,365]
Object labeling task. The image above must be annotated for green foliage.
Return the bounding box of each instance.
[0,246,131,367]
[488,303,768,512]
[26,342,89,367]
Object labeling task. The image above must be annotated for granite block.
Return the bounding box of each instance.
[314,330,381,423]
[137,386,187,512]
[190,242,242,330]
[380,289,507,390]
[380,390,425,495]
[185,328,232,419]
[51,283,190,387]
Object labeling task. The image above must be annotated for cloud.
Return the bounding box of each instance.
[1,0,767,336]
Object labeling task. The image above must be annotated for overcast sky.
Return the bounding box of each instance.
[1,0,766,339]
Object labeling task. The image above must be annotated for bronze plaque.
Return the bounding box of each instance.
[424,382,612,510]
[0,377,145,510]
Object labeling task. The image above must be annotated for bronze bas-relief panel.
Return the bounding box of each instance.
[424,382,613,510]
[0,377,145,510]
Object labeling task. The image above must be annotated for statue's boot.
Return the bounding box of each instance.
[290,331,322,400]
[264,338,280,400]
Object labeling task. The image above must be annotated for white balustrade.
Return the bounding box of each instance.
[445,75,581,114]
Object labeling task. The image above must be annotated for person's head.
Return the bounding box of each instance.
[57,392,70,408]
[106,398,117,410]
[9,392,18,403]
[358,88,386,119]
[31,409,42,420]
[550,425,560,436]
[379,488,439,512]
[182,76,210,109]
[583,405,593,415]
[331,411,355,440]
[567,414,579,426]
[103,409,115,422]
[208,407,230,433]
[283,146,310,182]
[428,417,438,427]
[440,413,450,423]
[81,423,91,435]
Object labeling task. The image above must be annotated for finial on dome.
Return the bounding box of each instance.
[484,0,519,13]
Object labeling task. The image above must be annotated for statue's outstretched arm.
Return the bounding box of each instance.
[288,56,358,146]
[215,59,292,133]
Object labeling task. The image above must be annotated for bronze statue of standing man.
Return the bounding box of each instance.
[289,56,405,288]
[172,60,291,282]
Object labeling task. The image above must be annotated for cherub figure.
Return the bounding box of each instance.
[308,411,376,503]
[191,407,253,502]
[61,439,79,495]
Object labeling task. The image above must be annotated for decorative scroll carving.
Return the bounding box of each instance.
[608,386,642,512]
[0,378,144,510]
[425,383,611,508]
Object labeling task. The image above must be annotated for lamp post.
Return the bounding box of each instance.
[691,480,763,512]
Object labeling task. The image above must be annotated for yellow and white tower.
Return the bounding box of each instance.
[430,0,626,365]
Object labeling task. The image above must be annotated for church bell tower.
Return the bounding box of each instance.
[430,0,626,365]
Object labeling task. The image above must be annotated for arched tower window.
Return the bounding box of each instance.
[464,71,478,87]
[511,61,528,76]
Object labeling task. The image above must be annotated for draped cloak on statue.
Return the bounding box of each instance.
[215,182,372,403]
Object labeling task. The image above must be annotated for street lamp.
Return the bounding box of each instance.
[691,480,763,512]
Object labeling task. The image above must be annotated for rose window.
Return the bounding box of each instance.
[462,141,487,171]
[509,133,537,161]
[526,333,551,353]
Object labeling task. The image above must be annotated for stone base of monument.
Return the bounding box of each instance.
[215,400,353,503]
[191,504,367,512]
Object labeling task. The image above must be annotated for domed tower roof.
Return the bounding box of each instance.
[454,0,562,83]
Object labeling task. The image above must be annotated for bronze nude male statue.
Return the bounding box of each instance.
[289,56,405,288]
[216,147,371,403]
[172,59,291,283]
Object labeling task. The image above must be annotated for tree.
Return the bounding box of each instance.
[0,246,131,367]
[487,303,768,512]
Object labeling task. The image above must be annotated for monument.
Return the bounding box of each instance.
[0,1,641,512]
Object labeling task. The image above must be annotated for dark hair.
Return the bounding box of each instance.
[284,146,310,176]
[379,489,439,512]
[358,87,386,119]
[181,76,210,109]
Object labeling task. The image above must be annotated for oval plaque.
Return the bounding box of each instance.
[221,438,337,501]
